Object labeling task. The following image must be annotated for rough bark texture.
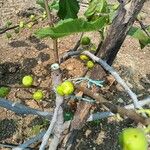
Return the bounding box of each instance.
[62,0,146,149]
[91,0,146,80]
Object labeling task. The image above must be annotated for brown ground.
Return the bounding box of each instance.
[0,1,150,150]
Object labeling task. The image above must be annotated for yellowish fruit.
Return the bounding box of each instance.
[30,15,35,20]
[86,60,94,69]
[19,21,24,28]
[56,85,64,96]
[33,90,44,101]
[22,75,33,87]
[27,22,34,28]
[119,128,148,150]
[79,54,89,61]
[61,81,74,96]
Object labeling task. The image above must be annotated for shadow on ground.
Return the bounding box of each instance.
[0,119,17,141]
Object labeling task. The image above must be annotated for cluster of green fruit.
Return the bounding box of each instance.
[80,36,95,69]
[5,11,47,39]
[56,81,74,96]
[119,128,148,150]
[22,75,44,101]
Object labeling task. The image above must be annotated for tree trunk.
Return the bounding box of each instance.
[91,0,146,79]
[61,0,146,149]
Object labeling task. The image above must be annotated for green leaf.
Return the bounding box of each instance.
[128,27,150,49]
[35,17,107,39]
[84,0,109,20]
[36,0,59,11]
[58,0,79,19]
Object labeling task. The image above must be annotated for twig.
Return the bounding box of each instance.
[0,25,19,34]
[87,96,150,121]
[0,16,41,34]
[82,51,141,109]
[39,0,63,149]
[76,85,150,125]
[13,130,46,150]
[0,98,52,119]
[59,33,83,63]
[136,18,150,37]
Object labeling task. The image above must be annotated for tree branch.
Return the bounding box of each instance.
[83,51,140,109]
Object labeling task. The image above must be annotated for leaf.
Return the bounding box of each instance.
[36,0,59,11]
[35,17,107,39]
[58,0,79,19]
[128,27,150,49]
[84,0,109,20]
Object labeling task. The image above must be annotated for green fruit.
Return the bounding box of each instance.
[86,60,94,69]
[43,11,46,15]
[14,28,19,34]
[27,22,33,28]
[80,36,91,45]
[119,128,148,150]
[22,75,33,87]
[6,33,12,39]
[0,87,10,98]
[42,14,47,19]
[19,21,24,28]
[61,81,74,96]
[33,90,44,101]
[30,15,35,20]
[6,21,12,27]
[79,54,89,61]
[56,85,64,96]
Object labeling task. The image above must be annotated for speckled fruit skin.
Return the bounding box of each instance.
[79,54,89,61]
[119,128,148,150]
[33,90,44,101]
[80,36,91,45]
[61,81,74,96]
[0,87,10,97]
[56,85,64,96]
[86,60,94,69]
[22,75,33,87]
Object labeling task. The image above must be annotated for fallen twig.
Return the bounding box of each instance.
[13,130,46,150]
[76,85,150,125]
[87,96,150,121]
[82,51,141,109]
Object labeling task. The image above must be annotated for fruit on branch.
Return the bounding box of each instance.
[22,75,33,87]
[56,85,64,96]
[119,128,148,150]
[56,81,74,96]
[33,90,44,101]
[6,21,12,27]
[19,21,25,28]
[30,15,35,21]
[0,87,10,98]
[6,33,12,39]
[86,60,94,69]
[61,81,74,96]
[80,36,91,45]
[27,22,34,29]
[14,28,19,34]
[80,54,89,61]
